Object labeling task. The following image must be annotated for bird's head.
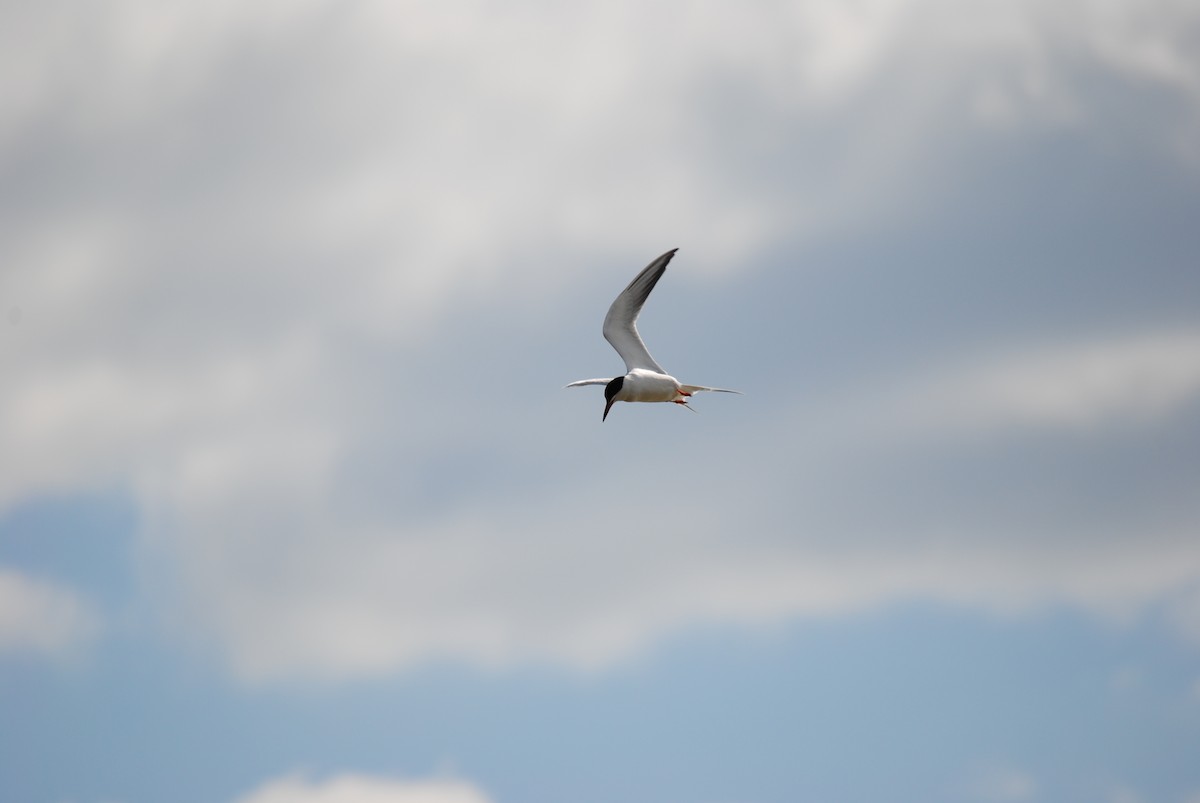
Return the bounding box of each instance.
[602,376,624,421]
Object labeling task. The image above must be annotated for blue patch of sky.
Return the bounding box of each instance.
[0,489,139,609]
[3,598,1198,803]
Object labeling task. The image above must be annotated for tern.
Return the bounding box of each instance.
[567,248,741,421]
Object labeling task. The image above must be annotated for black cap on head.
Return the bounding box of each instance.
[602,376,624,421]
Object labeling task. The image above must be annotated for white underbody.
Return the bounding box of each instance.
[564,369,737,404]
[616,368,688,403]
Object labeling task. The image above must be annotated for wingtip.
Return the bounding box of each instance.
[652,247,679,269]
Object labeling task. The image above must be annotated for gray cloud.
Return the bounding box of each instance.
[0,568,99,656]
[2,0,1199,679]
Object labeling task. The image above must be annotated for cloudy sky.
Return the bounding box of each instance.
[3,1,1200,801]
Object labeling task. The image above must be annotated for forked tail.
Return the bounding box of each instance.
[679,384,742,395]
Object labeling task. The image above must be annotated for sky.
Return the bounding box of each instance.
[2,0,1200,801]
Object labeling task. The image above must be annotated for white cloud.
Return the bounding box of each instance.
[10,320,1200,680]
[231,773,492,803]
[2,0,1199,680]
[1107,785,1146,803]
[0,568,98,656]
[897,329,1200,434]
[137,331,1200,682]
[1080,0,1200,96]
[965,764,1038,802]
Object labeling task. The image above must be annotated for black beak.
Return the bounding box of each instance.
[602,397,616,421]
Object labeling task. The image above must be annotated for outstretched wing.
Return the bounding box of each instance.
[602,249,676,374]
[565,378,611,388]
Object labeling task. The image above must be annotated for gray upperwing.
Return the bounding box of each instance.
[602,249,677,374]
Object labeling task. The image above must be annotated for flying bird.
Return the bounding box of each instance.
[567,248,741,421]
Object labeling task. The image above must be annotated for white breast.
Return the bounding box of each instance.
[619,369,682,403]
